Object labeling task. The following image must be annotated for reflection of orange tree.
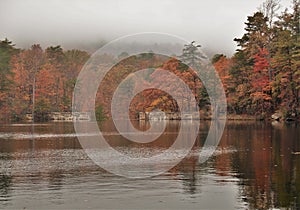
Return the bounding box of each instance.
[166,121,202,195]
[228,123,274,209]
[214,130,232,177]
[227,122,300,209]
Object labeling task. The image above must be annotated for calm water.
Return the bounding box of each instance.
[0,120,299,209]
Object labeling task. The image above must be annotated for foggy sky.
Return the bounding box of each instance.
[0,0,293,55]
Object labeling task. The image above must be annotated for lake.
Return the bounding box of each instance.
[0,120,299,209]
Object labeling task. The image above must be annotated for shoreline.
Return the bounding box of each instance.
[0,114,299,124]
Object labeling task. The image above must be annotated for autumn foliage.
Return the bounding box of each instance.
[0,44,89,121]
[0,0,299,122]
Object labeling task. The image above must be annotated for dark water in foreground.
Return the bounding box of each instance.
[0,121,299,209]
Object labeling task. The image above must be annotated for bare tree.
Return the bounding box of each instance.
[259,0,281,27]
[24,44,44,122]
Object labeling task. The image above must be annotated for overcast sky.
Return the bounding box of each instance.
[0,0,293,55]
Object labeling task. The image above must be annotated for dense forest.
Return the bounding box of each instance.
[0,0,299,122]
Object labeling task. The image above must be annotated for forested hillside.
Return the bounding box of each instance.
[0,0,299,122]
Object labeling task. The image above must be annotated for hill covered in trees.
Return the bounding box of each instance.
[0,0,299,122]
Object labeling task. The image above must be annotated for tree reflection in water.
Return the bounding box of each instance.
[0,121,299,209]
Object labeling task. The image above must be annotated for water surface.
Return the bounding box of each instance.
[0,121,299,209]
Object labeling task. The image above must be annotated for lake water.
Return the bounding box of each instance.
[0,120,299,209]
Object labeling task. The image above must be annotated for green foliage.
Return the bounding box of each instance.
[227,0,300,119]
[177,61,189,72]
[95,105,106,121]
[180,41,205,69]
[139,52,154,59]
[118,51,129,60]
[198,87,210,108]
[0,39,18,92]
[211,54,224,64]
[1,0,299,121]
[234,12,269,54]
[46,45,64,66]
[34,99,51,122]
